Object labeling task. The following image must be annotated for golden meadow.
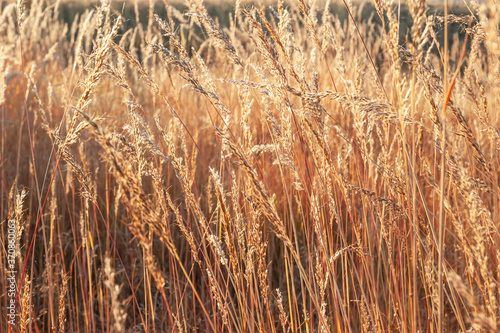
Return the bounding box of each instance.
[0,0,499,331]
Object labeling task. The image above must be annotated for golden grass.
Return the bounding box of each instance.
[1,0,500,331]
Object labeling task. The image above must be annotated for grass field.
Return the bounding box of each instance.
[1,0,499,331]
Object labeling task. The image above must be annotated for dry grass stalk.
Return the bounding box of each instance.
[2,0,500,331]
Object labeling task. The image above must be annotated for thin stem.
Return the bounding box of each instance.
[438,1,449,330]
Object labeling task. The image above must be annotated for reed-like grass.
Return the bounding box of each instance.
[1,0,499,331]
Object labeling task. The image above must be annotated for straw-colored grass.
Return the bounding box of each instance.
[1,0,499,331]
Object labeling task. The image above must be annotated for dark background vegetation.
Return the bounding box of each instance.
[12,0,471,43]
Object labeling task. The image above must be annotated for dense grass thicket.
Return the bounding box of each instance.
[1,0,500,331]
